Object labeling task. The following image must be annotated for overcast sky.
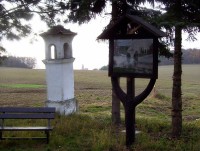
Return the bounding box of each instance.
[2,11,200,70]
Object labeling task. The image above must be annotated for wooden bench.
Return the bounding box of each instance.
[0,107,55,144]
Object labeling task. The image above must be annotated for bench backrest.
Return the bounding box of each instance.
[0,107,55,119]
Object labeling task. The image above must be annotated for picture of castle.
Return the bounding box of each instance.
[113,39,153,75]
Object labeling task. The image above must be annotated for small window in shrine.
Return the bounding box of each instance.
[64,43,71,58]
[50,45,57,59]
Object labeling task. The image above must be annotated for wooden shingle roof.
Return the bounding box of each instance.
[40,25,76,37]
[98,15,166,39]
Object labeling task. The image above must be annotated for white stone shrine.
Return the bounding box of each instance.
[40,25,77,115]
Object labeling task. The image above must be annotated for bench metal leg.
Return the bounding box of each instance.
[0,131,2,140]
[45,131,49,144]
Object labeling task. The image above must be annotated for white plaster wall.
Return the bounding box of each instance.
[46,63,62,101]
[44,59,74,102]
[62,63,74,100]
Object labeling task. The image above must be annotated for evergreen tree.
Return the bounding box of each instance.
[153,0,200,138]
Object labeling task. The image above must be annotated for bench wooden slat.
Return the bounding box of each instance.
[0,107,55,113]
[0,107,55,144]
[0,113,54,119]
[0,127,53,131]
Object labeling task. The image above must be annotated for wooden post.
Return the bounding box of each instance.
[125,78,135,147]
[112,78,121,125]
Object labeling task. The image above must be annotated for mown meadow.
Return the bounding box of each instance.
[0,65,200,151]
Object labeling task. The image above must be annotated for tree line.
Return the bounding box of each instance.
[1,56,36,69]
[159,48,200,65]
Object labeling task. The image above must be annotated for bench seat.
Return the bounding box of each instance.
[0,107,55,143]
[0,126,53,131]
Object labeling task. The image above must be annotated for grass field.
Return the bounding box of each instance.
[0,65,200,150]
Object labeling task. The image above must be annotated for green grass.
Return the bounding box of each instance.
[0,65,200,150]
[0,84,45,88]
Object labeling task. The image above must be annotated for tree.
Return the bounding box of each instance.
[0,0,55,62]
[0,0,75,41]
[100,65,108,70]
[1,0,38,41]
[0,45,6,64]
[1,56,36,69]
[153,0,200,138]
